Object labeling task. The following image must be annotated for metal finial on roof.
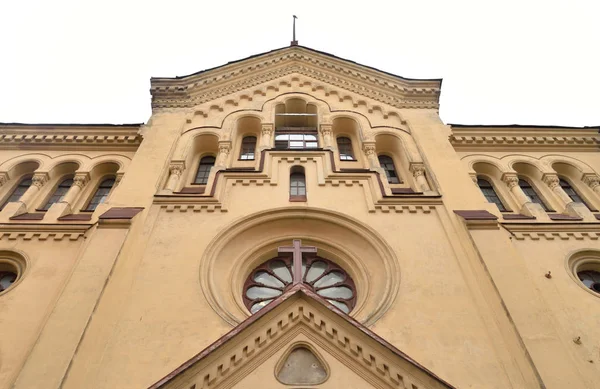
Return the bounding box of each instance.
[291,15,298,46]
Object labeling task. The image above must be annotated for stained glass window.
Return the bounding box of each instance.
[243,256,356,314]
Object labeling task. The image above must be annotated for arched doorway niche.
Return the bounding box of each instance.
[200,207,400,327]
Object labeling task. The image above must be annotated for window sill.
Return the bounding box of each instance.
[237,158,255,161]
[289,195,307,202]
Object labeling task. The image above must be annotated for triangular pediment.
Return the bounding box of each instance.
[149,45,441,110]
[148,284,455,389]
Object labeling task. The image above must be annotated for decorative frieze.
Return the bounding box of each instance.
[150,48,440,110]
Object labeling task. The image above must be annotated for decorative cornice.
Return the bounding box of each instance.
[450,126,600,151]
[503,223,600,240]
[150,48,440,110]
[0,224,91,241]
[0,125,142,150]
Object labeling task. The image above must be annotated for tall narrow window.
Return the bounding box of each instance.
[2,176,32,208]
[337,137,354,160]
[289,166,306,201]
[195,156,215,184]
[40,177,73,211]
[519,178,550,211]
[85,178,115,211]
[239,136,257,160]
[559,178,587,206]
[378,155,401,184]
[477,178,508,211]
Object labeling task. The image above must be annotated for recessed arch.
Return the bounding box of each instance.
[199,207,400,327]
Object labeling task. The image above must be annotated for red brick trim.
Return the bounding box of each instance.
[454,210,498,220]
[98,207,144,220]
[9,213,45,221]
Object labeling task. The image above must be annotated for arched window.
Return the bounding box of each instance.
[477,178,508,211]
[559,178,587,206]
[518,178,550,211]
[40,177,73,211]
[337,137,354,160]
[243,255,356,314]
[85,178,116,211]
[378,155,401,184]
[2,176,32,209]
[239,136,257,160]
[289,166,306,201]
[195,156,215,185]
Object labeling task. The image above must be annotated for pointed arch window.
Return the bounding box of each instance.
[2,176,32,209]
[378,155,401,184]
[239,136,257,160]
[289,166,306,201]
[519,178,550,211]
[40,177,73,211]
[559,178,588,207]
[85,178,116,211]
[477,178,508,211]
[337,137,355,160]
[195,156,215,185]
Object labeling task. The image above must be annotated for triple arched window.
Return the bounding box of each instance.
[337,137,355,160]
[40,177,73,211]
[476,178,508,211]
[378,155,400,184]
[85,178,116,211]
[195,156,215,185]
[1,176,32,209]
[518,178,550,211]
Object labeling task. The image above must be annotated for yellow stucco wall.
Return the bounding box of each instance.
[0,46,599,389]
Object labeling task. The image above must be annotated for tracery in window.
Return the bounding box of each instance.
[40,177,73,211]
[518,178,550,211]
[378,155,401,184]
[85,178,115,211]
[289,166,307,201]
[577,270,600,294]
[195,156,215,184]
[2,176,32,208]
[243,255,356,314]
[477,178,508,211]
[337,137,354,160]
[239,136,257,160]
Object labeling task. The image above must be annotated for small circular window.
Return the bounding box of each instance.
[243,256,356,314]
[577,270,600,294]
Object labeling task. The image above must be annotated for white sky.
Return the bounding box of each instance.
[1,0,598,126]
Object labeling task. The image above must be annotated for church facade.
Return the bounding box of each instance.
[0,45,599,389]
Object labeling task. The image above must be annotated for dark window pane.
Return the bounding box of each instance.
[378,155,401,184]
[86,178,116,211]
[195,156,215,184]
[41,178,73,211]
[477,178,507,211]
[240,136,257,160]
[2,177,32,208]
[337,137,354,160]
[559,179,586,206]
[519,179,549,211]
[577,270,600,293]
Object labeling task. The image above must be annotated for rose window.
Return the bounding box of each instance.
[243,255,356,314]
